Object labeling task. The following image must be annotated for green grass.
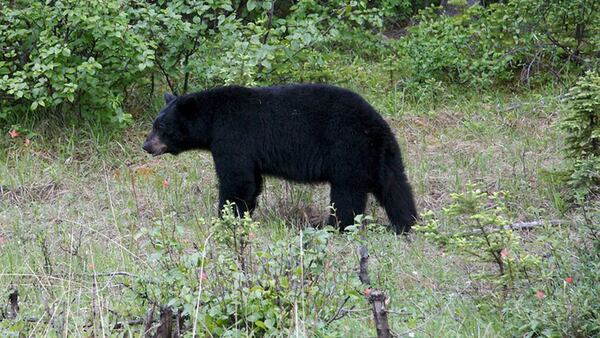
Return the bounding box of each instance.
[0,58,597,337]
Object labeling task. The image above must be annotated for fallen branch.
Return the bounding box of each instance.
[356,226,393,337]
[504,220,564,231]
[112,318,145,330]
[465,220,566,235]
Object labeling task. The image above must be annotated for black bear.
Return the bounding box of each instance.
[143,84,417,233]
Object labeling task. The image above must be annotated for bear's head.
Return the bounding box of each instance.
[143,93,210,156]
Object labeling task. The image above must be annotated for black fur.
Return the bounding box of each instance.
[143,84,417,233]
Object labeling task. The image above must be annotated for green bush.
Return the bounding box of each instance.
[1,0,383,124]
[559,71,600,200]
[0,0,153,124]
[129,205,361,336]
[399,3,532,88]
[502,205,600,337]
[415,185,541,290]
[398,0,600,90]
[416,185,600,336]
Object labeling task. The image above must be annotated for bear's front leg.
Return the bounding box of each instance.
[214,158,262,218]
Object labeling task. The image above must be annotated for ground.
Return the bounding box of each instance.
[0,73,592,336]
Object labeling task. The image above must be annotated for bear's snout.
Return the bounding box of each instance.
[143,133,168,156]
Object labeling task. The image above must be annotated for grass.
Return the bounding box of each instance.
[0,57,597,337]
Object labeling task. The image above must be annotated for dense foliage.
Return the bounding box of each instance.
[2,0,598,124]
[129,205,361,336]
[400,0,600,89]
[0,0,381,123]
[0,0,152,124]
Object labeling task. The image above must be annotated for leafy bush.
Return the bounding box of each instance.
[398,0,600,90]
[416,185,600,336]
[129,205,361,336]
[127,0,338,91]
[559,71,600,200]
[0,0,153,124]
[400,5,519,88]
[1,0,385,124]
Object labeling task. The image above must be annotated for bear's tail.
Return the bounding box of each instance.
[373,143,417,234]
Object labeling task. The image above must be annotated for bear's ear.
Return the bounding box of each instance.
[164,93,177,104]
[175,96,197,116]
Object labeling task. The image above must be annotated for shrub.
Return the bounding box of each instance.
[0,0,383,124]
[0,0,153,124]
[128,205,361,336]
[415,184,541,290]
[398,0,600,90]
[501,205,600,337]
[399,5,520,88]
[416,185,600,336]
[559,71,600,201]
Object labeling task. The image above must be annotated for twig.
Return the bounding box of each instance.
[8,289,19,319]
[154,306,173,338]
[112,318,145,330]
[356,222,393,337]
[369,290,392,338]
[144,306,155,338]
[358,245,371,285]
[154,57,177,95]
[325,296,351,324]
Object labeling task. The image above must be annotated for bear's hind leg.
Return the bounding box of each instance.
[373,174,417,234]
[328,185,368,231]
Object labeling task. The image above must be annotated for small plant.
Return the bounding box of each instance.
[415,184,540,290]
[128,205,360,336]
[559,71,600,201]
[502,205,600,337]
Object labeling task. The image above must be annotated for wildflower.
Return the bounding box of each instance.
[162,179,169,188]
[24,138,31,146]
[500,248,509,258]
[200,271,208,281]
[535,290,545,299]
[565,277,573,284]
[8,129,20,138]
